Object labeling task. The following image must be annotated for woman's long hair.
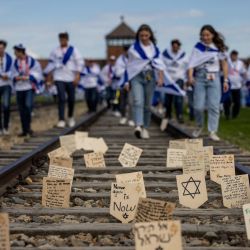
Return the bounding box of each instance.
[136,24,157,45]
[200,25,228,52]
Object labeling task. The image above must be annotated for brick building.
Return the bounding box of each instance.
[105,17,135,59]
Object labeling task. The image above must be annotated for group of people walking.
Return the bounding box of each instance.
[0,24,248,140]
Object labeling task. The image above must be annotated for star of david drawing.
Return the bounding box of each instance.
[181,177,201,199]
[155,246,163,250]
[123,213,129,219]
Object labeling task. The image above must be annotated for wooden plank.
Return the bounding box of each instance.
[2,207,242,217]
[11,247,250,250]
[9,223,245,235]
[9,191,221,200]
[26,181,220,190]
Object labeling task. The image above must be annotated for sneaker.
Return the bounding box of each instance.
[3,129,10,135]
[192,127,203,138]
[160,118,168,131]
[141,128,150,139]
[113,111,121,117]
[119,117,127,125]
[209,131,220,141]
[68,117,76,128]
[128,120,135,127]
[57,120,66,128]
[134,126,142,139]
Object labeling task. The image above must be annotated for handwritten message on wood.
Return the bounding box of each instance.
[183,150,205,175]
[134,198,175,223]
[133,220,183,250]
[48,165,74,187]
[110,182,145,223]
[49,156,73,169]
[42,177,71,208]
[118,143,143,167]
[185,138,203,151]
[169,139,186,149]
[221,174,250,208]
[210,154,235,184]
[0,213,10,250]
[75,131,88,150]
[166,148,187,168]
[84,152,106,168]
[48,146,70,159]
[116,171,146,198]
[203,146,213,172]
[59,134,77,154]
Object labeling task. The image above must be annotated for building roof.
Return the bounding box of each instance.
[106,21,135,39]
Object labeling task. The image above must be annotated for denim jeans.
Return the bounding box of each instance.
[16,89,33,134]
[193,70,221,132]
[0,85,11,130]
[106,86,115,109]
[85,87,98,112]
[55,81,75,121]
[131,70,155,128]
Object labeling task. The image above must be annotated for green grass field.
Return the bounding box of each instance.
[219,108,250,152]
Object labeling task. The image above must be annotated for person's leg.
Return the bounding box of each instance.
[143,73,155,128]
[55,81,66,121]
[193,76,206,129]
[85,88,92,112]
[174,79,184,121]
[119,89,128,118]
[165,94,173,119]
[187,89,194,121]
[223,90,232,119]
[92,87,98,112]
[131,73,144,127]
[16,91,26,134]
[232,89,241,118]
[0,87,3,131]
[65,82,75,118]
[207,75,221,133]
[24,89,34,134]
[174,95,184,122]
[106,86,111,109]
[2,86,11,130]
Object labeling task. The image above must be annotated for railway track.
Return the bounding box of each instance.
[0,106,250,249]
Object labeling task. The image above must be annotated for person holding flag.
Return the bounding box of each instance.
[188,25,229,141]
[44,32,83,128]
[161,39,188,130]
[0,40,12,135]
[79,59,101,113]
[12,44,42,137]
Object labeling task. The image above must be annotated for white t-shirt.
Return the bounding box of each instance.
[47,45,83,82]
[195,42,226,73]
[140,42,155,71]
[228,59,246,89]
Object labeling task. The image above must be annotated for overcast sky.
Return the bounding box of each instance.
[1,0,249,59]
